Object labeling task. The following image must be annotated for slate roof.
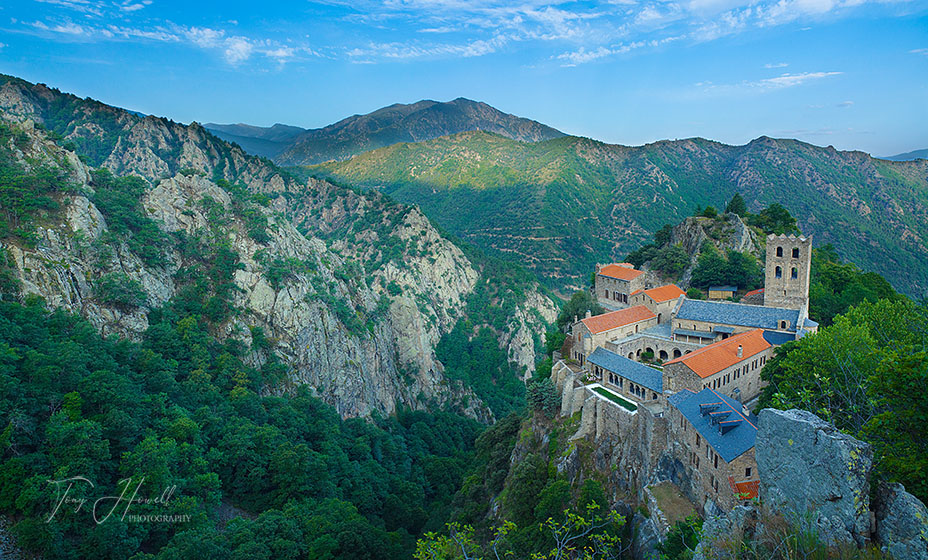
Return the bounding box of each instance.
[673,329,716,339]
[762,330,796,346]
[588,347,663,393]
[709,286,738,292]
[668,388,758,462]
[598,264,645,281]
[803,317,819,328]
[581,305,656,334]
[675,299,800,331]
[664,329,770,378]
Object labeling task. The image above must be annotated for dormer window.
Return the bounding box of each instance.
[779,320,789,329]
[792,248,800,258]
[775,266,782,279]
[776,247,783,257]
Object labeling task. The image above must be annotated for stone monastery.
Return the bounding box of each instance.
[554,233,818,514]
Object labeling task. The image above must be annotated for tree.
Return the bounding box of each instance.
[724,194,747,217]
[556,291,604,331]
[747,203,799,235]
[759,299,928,503]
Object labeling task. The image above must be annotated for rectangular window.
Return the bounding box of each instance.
[745,467,752,477]
[696,435,700,448]
[714,454,719,469]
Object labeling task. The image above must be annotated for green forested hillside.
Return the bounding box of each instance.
[312,131,928,297]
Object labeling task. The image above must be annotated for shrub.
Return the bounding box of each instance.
[93,272,147,309]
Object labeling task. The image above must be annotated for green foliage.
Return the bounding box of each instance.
[808,245,902,326]
[436,323,525,418]
[0,247,21,299]
[759,298,928,503]
[686,288,704,300]
[0,122,67,241]
[698,206,719,219]
[657,516,703,560]
[526,377,560,417]
[651,244,689,278]
[93,271,147,309]
[254,249,317,291]
[746,203,800,235]
[90,169,168,267]
[415,503,625,560]
[691,246,762,291]
[593,386,637,411]
[557,291,604,331]
[215,179,272,244]
[725,193,747,217]
[0,296,484,559]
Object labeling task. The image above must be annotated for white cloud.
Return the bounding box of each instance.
[764,62,788,68]
[910,48,928,56]
[752,71,842,89]
[836,100,853,107]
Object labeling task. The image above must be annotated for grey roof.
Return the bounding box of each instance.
[709,286,738,292]
[803,317,819,328]
[676,299,800,331]
[762,330,796,346]
[668,388,758,462]
[713,326,736,334]
[588,347,663,393]
[674,329,716,339]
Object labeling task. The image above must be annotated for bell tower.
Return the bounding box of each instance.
[764,234,812,310]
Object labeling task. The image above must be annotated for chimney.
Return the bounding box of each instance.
[737,345,743,358]
[585,310,592,319]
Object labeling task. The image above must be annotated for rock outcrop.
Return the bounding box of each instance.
[0,80,558,421]
[756,408,872,546]
[875,483,928,560]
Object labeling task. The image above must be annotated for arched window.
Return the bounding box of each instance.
[792,247,800,258]
[673,349,682,358]
[776,246,783,257]
[775,266,782,279]
[791,267,798,279]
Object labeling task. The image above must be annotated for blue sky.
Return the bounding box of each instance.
[0,0,926,155]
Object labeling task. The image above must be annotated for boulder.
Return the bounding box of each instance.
[874,483,928,560]
[756,409,872,546]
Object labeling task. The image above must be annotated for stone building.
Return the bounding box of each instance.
[708,285,737,300]
[671,299,816,346]
[570,305,657,365]
[668,388,760,511]
[588,347,664,405]
[764,234,812,310]
[629,284,685,324]
[595,263,647,309]
[663,328,773,403]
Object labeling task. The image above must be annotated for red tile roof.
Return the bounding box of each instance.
[581,305,656,334]
[729,477,760,500]
[598,263,645,281]
[664,329,770,378]
[635,284,685,303]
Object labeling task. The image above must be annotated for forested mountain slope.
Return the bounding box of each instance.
[0,74,556,420]
[269,97,564,165]
[312,131,928,297]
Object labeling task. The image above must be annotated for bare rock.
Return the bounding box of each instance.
[756,408,872,546]
[875,483,928,560]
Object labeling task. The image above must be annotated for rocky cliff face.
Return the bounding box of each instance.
[696,408,928,560]
[659,212,761,288]
[0,76,558,420]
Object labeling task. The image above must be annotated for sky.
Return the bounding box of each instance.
[0,1,926,156]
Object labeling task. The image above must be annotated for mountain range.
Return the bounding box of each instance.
[884,148,928,161]
[0,74,556,419]
[310,131,928,297]
[205,98,564,164]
